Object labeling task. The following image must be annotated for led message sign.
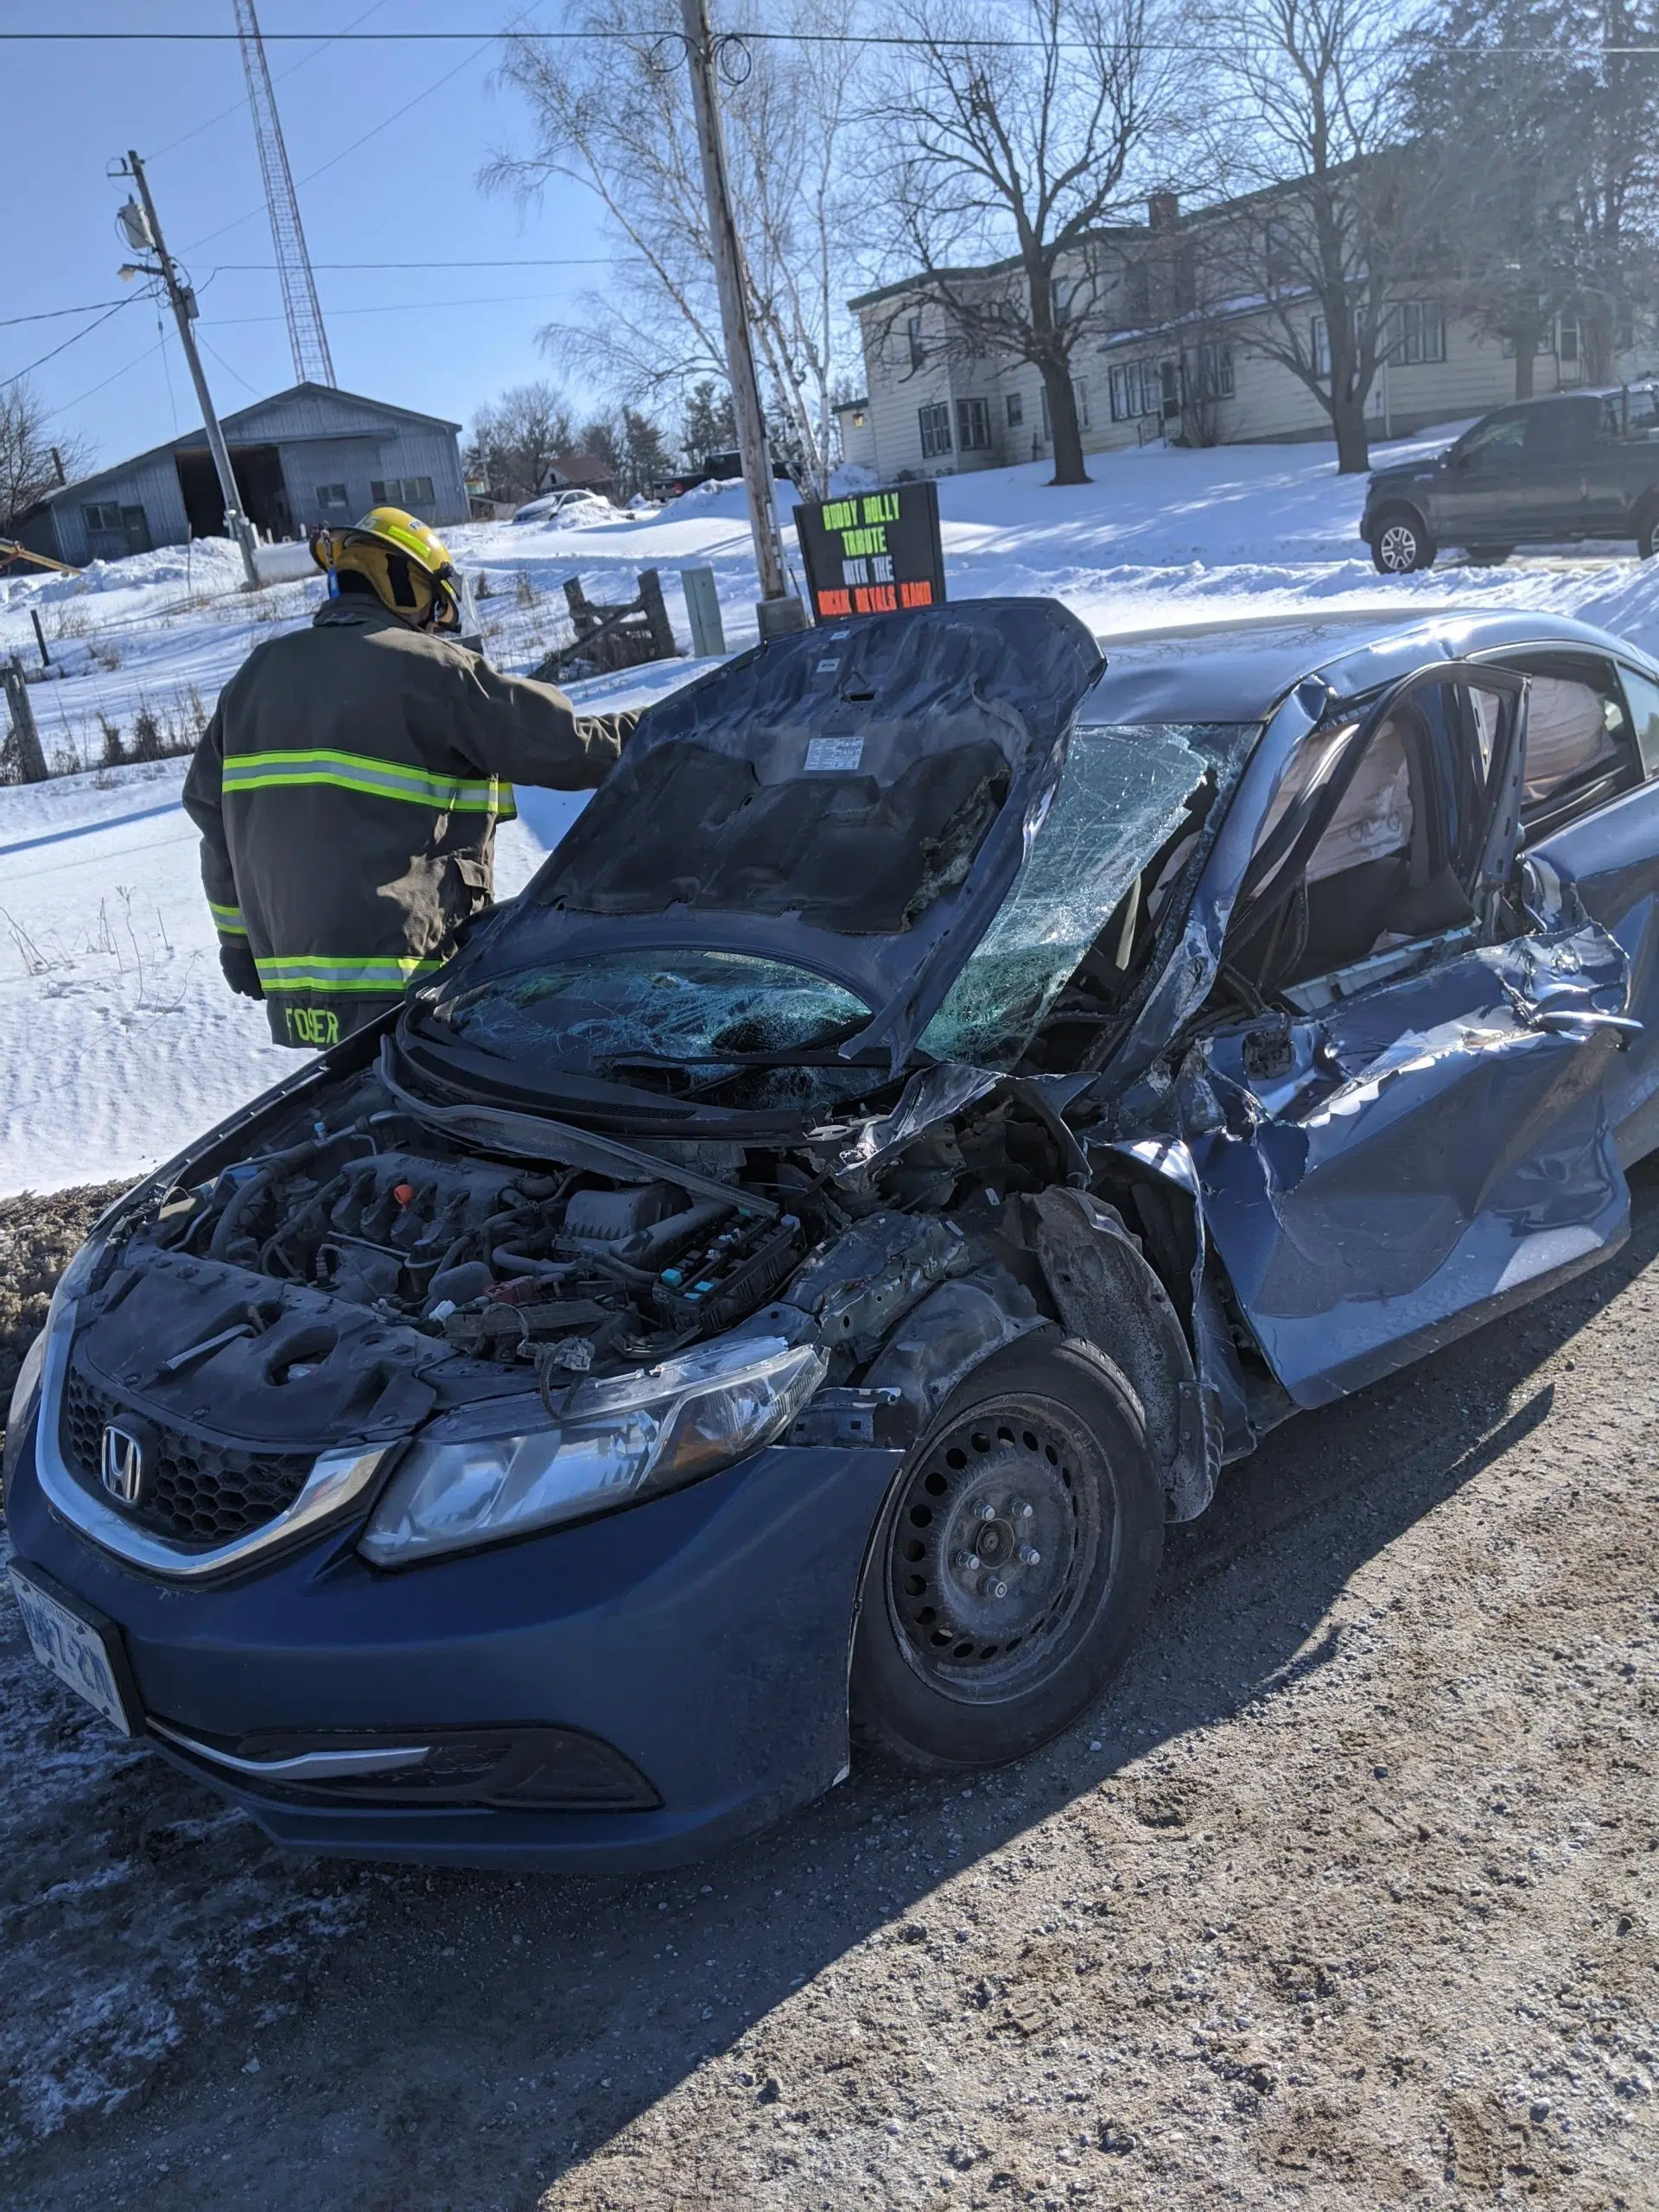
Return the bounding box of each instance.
[793,480,946,622]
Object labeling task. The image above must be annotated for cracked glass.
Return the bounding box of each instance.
[432,950,880,1109]
[918,724,1233,1069]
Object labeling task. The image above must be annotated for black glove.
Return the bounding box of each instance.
[219,940,264,1001]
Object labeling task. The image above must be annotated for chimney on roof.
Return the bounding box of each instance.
[1148,190,1179,232]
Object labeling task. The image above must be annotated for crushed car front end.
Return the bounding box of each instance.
[10,599,1243,1867]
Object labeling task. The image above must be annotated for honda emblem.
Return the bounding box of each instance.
[100,1424,146,1507]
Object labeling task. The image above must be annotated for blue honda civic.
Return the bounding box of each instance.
[8,598,1659,1870]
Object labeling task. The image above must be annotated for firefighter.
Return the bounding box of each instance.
[183,505,633,1050]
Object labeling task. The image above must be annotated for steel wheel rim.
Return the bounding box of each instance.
[884,1391,1110,1705]
[1377,523,1419,571]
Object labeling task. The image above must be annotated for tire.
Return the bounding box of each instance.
[1465,544,1515,565]
[849,1332,1165,1771]
[1370,509,1436,574]
[1638,505,1659,560]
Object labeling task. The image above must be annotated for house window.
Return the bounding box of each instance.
[1395,300,1446,365]
[1006,391,1025,428]
[1127,263,1151,323]
[1073,377,1090,429]
[907,315,925,370]
[1310,315,1331,378]
[315,482,351,517]
[84,502,123,533]
[1109,360,1159,421]
[1181,343,1236,400]
[1558,314,1580,364]
[956,397,991,451]
[1263,219,1288,290]
[918,402,952,459]
[1173,245,1197,315]
[369,475,435,511]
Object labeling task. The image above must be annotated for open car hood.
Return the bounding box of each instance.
[431,600,1104,1072]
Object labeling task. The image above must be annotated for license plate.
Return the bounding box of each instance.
[8,1563,137,1735]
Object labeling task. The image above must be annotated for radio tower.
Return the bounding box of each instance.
[233,0,336,386]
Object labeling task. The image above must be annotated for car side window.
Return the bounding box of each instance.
[1484,655,1641,836]
[1620,664,1659,777]
[1599,388,1659,443]
[1222,678,1513,1004]
[1458,410,1528,467]
[1524,400,1597,457]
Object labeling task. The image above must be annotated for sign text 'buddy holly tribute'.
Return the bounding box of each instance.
[792,480,947,623]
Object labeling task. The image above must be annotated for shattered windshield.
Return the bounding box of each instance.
[428,950,883,1112]
[918,723,1249,1068]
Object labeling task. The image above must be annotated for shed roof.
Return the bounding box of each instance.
[28,382,463,512]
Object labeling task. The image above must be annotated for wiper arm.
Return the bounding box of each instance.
[378,1040,779,1217]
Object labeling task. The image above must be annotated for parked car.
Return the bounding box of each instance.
[510,488,615,524]
[1363,385,1659,572]
[10,600,1659,1872]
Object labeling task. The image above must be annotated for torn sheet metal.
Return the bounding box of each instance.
[1188,918,1633,1408]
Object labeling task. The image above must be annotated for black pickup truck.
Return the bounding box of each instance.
[1362,385,1659,572]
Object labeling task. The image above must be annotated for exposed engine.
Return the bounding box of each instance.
[156,1116,811,1384]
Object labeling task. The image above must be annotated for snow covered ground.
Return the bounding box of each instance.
[9,421,1659,1197]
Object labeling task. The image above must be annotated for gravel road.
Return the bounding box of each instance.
[2,1169,1655,2212]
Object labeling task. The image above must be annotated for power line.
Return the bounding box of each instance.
[54,337,170,416]
[204,294,579,324]
[150,0,395,162]
[13,25,1659,49]
[0,300,128,328]
[178,11,526,255]
[209,257,611,270]
[3,297,137,386]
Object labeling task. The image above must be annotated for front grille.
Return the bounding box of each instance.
[60,1367,315,1550]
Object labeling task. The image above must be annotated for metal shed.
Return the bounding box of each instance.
[10,382,468,569]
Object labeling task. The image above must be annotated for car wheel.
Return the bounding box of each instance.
[1639,506,1659,560]
[1465,544,1515,565]
[1370,509,1435,574]
[849,1333,1164,1770]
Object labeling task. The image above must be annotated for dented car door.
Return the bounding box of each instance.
[1184,666,1636,1408]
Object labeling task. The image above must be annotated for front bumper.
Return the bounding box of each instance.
[8,1423,900,1872]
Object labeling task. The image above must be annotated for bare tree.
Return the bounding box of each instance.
[1405,0,1578,399]
[867,0,1172,486]
[1561,0,1659,381]
[486,0,860,495]
[1198,0,1429,472]
[0,379,92,529]
[465,381,577,504]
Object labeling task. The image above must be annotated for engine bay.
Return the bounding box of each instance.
[95,1061,1077,1403]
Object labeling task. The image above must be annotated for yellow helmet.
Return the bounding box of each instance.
[310,505,460,630]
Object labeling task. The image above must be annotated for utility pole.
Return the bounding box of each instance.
[116,150,260,591]
[677,0,806,641]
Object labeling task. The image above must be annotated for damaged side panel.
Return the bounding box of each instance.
[1189,915,1632,1406]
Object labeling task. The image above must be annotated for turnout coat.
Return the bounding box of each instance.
[183,599,623,1048]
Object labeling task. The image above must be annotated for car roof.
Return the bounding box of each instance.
[1075,607,1659,728]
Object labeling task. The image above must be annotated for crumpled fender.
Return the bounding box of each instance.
[861,1264,1044,1426]
[1022,1185,1216,1521]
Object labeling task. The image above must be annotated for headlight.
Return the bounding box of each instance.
[359,1335,828,1567]
[3,1235,105,1503]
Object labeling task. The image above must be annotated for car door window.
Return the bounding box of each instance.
[1221,674,1521,1006]
[1620,664,1659,776]
[1523,399,1598,458]
[1479,654,1641,835]
[1457,410,1528,467]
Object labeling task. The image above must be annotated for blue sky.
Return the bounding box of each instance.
[4,3,608,472]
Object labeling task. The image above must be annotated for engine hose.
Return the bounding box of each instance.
[492,1247,579,1280]
[208,1138,324,1260]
